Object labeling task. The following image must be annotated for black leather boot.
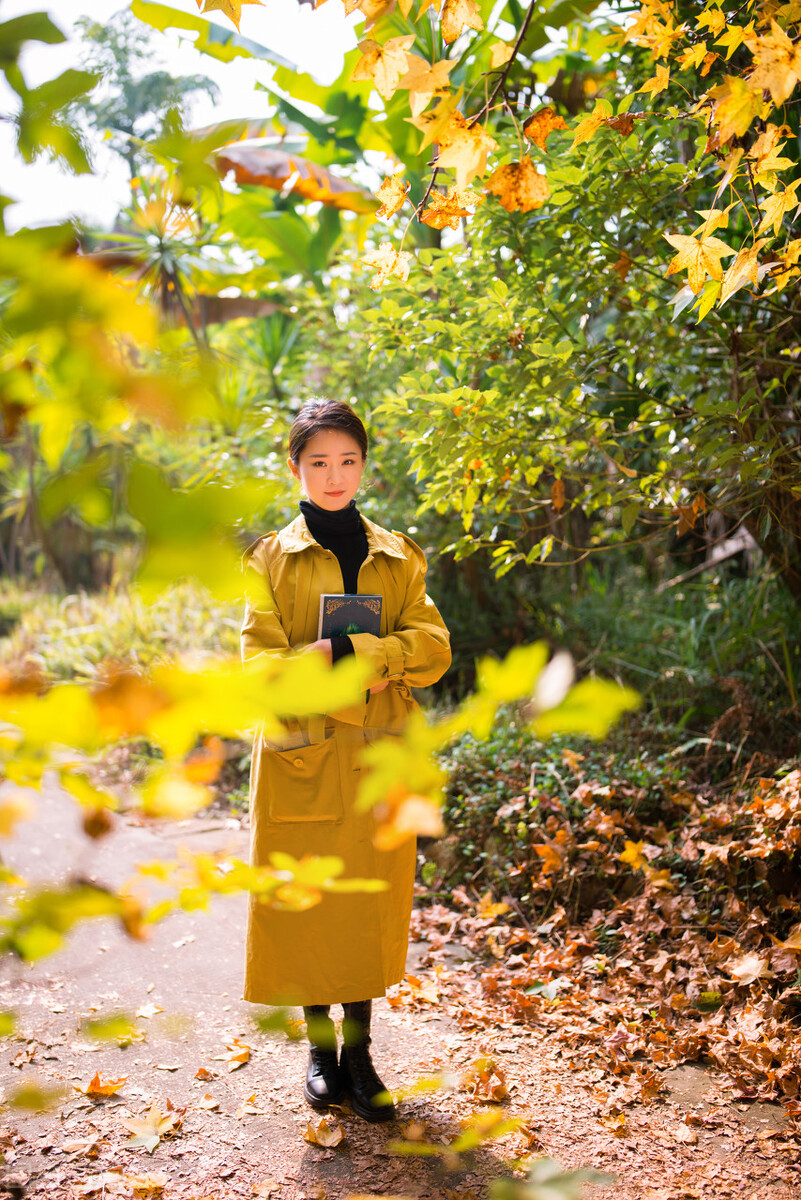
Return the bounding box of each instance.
[303,1005,343,1109]
[340,1000,396,1122]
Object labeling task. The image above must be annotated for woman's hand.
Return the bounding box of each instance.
[305,638,333,665]
[369,679,389,694]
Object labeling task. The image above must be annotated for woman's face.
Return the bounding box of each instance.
[289,428,366,511]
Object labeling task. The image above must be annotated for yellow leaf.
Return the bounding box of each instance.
[477,890,510,919]
[715,21,754,60]
[664,231,736,293]
[747,20,801,105]
[0,793,33,837]
[619,839,646,870]
[343,0,397,28]
[375,173,409,219]
[440,0,483,45]
[678,42,708,71]
[227,1037,251,1071]
[352,35,416,100]
[360,242,414,290]
[436,113,499,188]
[399,52,455,117]
[692,207,731,237]
[639,63,670,96]
[719,239,768,305]
[707,75,768,144]
[373,786,444,849]
[485,157,548,213]
[420,185,483,229]
[302,1115,345,1147]
[696,7,726,35]
[758,180,801,236]
[406,91,461,151]
[197,0,264,32]
[523,106,568,151]
[571,100,612,149]
[140,768,210,821]
[727,952,773,985]
[490,41,514,69]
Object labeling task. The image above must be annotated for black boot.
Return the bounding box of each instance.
[340,1000,396,1123]
[303,1005,343,1110]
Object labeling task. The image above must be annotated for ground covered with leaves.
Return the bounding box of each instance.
[0,760,799,1200]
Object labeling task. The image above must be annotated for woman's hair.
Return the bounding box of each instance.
[288,399,368,464]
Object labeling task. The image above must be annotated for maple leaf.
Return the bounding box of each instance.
[678,41,708,71]
[303,1115,345,1147]
[197,0,263,32]
[360,243,413,290]
[664,231,736,293]
[399,53,455,117]
[485,158,549,213]
[758,180,801,236]
[352,35,415,101]
[77,1072,128,1098]
[227,1037,251,1070]
[441,0,484,45]
[523,107,568,152]
[727,953,774,985]
[719,239,769,305]
[715,21,754,60]
[619,840,646,870]
[420,185,483,229]
[376,173,410,219]
[707,75,768,144]
[127,1174,168,1197]
[696,6,726,35]
[490,41,514,69]
[692,207,731,237]
[343,0,397,28]
[747,20,801,105]
[534,843,563,877]
[122,1104,179,1154]
[477,890,511,919]
[436,113,499,188]
[407,92,460,151]
[571,100,612,148]
[639,63,670,96]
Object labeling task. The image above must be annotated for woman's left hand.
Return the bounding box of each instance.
[305,639,333,665]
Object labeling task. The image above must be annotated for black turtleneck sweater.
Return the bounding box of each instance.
[300,499,369,663]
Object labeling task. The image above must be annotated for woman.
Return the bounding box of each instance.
[241,399,451,1122]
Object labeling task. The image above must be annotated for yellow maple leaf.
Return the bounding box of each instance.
[534,843,563,877]
[399,52,455,117]
[352,35,415,100]
[490,41,514,69]
[707,75,768,144]
[747,20,801,105]
[440,0,484,45]
[751,141,794,188]
[696,6,726,35]
[523,106,568,151]
[435,112,498,188]
[197,0,264,31]
[639,62,670,96]
[571,100,612,148]
[407,92,460,151]
[76,1072,128,1098]
[758,179,801,236]
[360,242,414,290]
[692,207,731,237]
[485,158,549,213]
[619,839,646,870]
[420,185,483,229]
[376,173,410,219]
[303,1116,345,1147]
[678,41,708,70]
[342,0,396,26]
[719,239,769,305]
[664,231,736,293]
[715,20,754,60]
[477,890,511,919]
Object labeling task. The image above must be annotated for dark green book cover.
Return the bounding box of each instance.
[318,593,382,638]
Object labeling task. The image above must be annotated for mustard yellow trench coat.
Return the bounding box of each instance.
[241,513,451,1006]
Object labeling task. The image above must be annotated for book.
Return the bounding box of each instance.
[318,593,382,639]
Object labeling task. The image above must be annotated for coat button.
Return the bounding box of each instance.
[293,757,303,768]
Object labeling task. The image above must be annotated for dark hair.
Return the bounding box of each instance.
[288,399,368,464]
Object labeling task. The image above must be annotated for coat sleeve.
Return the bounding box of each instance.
[347,536,451,688]
[240,536,292,663]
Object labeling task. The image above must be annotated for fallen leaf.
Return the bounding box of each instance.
[197,1093,219,1110]
[126,1173,168,1196]
[227,1037,251,1071]
[76,1072,128,1098]
[727,952,773,985]
[122,1103,179,1154]
[135,1003,163,1020]
[302,1115,345,1147]
[195,1067,216,1080]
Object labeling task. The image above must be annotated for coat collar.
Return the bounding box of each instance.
[277,513,405,559]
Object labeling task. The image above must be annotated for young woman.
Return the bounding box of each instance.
[241,399,451,1122]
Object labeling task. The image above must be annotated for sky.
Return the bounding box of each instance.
[1,0,359,230]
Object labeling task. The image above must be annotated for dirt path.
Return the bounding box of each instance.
[0,785,798,1200]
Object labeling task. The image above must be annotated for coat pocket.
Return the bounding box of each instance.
[267,734,343,824]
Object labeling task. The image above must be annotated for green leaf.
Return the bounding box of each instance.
[0,12,65,68]
[621,503,640,536]
[131,0,293,67]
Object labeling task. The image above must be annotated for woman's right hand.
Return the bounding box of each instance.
[369,679,389,694]
[304,639,333,665]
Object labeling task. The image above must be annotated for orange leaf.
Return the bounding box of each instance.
[550,478,565,511]
[533,843,563,877]
[77,1072,128,1098]
[485,158,548,213]
[523,107,568,151]
[420,185,484,229]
